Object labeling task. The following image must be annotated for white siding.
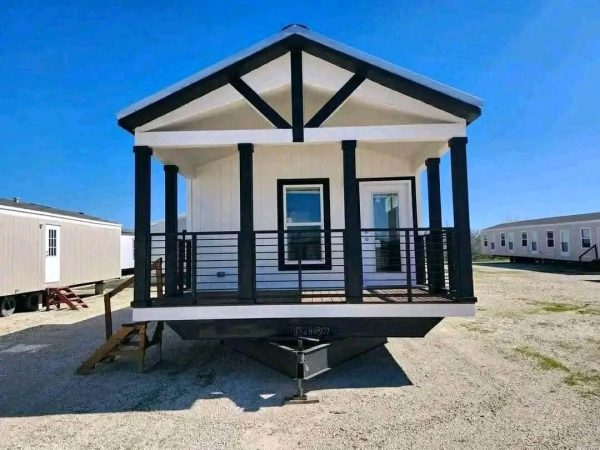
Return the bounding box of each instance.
[186,142,419,291]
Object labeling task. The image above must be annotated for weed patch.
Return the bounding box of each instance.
[514,346,600,396]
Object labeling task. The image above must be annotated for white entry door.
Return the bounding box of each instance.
[359,181,413,287]
[44,225,61,283]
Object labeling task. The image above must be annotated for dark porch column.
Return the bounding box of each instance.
[164,164,179,296]
[426,158,445,292]
[342,140,363,303]
[133,146,152,307]
[449,137,475,300]
[238,143,255,303]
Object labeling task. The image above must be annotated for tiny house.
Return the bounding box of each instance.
[482,213,600,263]
[0,198,122,316]
[118,25,482,341]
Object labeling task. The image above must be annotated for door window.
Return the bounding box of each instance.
[372,193,401,272]
[48,229,57,256]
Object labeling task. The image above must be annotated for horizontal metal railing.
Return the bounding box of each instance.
[361,228,457,300]
[148,227,458,303]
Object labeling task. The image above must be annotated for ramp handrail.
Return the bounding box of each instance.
[103,258,164,340]
[578,244,598,262]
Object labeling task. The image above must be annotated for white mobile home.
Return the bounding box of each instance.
[481,213,600,263]
[121,228,135,274]
[118,25,482,341]
[0,198,122,316]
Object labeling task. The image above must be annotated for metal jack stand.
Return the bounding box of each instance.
[284,338,326,405]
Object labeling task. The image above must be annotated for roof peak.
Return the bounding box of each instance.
[281,24,310,32]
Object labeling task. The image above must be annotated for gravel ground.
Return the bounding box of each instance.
[0,264,599,449]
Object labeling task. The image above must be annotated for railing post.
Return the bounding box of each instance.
[177,231,186,294]
[297,242,304,296]
[415,233,426,285]
[446,230,457,296]
[238,143,255,303]
[191,234,197,303]
[342,140,363,303]
[405,229,413,302]
[133,146,152,308]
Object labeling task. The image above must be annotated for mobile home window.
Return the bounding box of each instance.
[559,230,569,255]
[483,234,488,247]
[277,179,331,270]
[546,231,554,248]
[531,231,538,252]
[508,233,514,251]
[500,233,506,247]
[521,231,528,247]
[581,228,591,248]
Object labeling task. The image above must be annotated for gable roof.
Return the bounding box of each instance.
[118,25,482,132]
[484,212,600,230]
[0,198,120,225]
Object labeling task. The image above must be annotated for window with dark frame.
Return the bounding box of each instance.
[500,233,506,247]
[483,234,488,247]
[547,231,554,248]
[521,231,528,247]
[277,179,331,271]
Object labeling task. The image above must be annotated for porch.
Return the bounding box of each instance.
[146,227,459,307]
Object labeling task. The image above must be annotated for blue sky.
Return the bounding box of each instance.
[1,0,598,229]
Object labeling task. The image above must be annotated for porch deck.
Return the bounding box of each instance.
[150,287,454,307]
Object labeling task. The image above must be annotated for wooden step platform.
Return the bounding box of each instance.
[45,287,88,311]
[77,321,164,375]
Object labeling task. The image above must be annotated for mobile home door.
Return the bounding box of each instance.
[44,225,61,283]
[359,181,413,287]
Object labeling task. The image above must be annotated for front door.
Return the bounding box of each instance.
[44,225,61,283]
[359,181,413,287]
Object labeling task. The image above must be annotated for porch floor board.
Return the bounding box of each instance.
[150,287,453,307]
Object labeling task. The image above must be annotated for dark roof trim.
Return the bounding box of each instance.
[118,35,296,133]
[118,27,482,133]
[484,212,600,230]
[0,198,121,225]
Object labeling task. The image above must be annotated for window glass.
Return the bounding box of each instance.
[508,233,514,251]
[285,187,321,224]
[581,228,591,248]
[48,229,57,256]
[483,235,488,247]
[547,231,554,248]
[521,232,528,247]
[281,183,327,265]
[560,230,569,254]
[500,233,506,246]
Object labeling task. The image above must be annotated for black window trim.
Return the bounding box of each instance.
[277,178,332,271]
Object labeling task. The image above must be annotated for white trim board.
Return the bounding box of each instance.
[132,303,476,321]
[135,123,465,148]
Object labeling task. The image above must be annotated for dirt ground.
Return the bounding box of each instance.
[1,264,599,449]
